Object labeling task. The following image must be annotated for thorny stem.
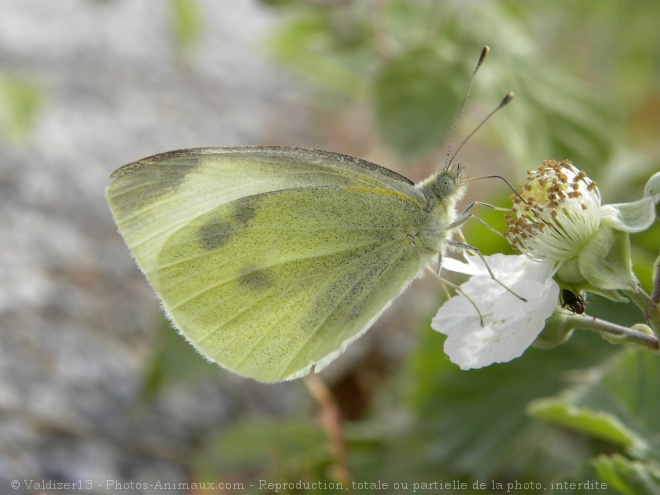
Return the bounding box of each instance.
[565,313,659,351]
[652,251,660,304]
[625,284,660,334]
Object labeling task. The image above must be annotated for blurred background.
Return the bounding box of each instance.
[1,1,659,494]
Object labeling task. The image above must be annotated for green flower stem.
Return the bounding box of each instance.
[624,285,660,334]
[566,313,659,351]
[652,251,660,304]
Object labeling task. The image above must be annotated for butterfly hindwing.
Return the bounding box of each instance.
[107,148,432,381]
[156,187,427,381]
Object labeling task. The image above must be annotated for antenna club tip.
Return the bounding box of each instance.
[499,92,515,108]
[478,46,490,65]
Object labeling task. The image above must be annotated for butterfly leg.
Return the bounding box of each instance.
[433,251,487,325]
[446,201,527,301]
[447,240,527,302]
[434,272,485,326]
[435,251,443,276]
[450,201,506,238]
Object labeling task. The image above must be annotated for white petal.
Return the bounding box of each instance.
[441,256,483,276]
[432,293,482,336]
[432,255,560,369]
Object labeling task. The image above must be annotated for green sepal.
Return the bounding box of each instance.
[556,227,637,296]
[532,311,574,349]
[602,172,660,233]
[580,227,637,291]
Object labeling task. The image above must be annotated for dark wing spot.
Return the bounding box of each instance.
[198,222,234,250]
[234,202,257,223]
[239,266,273,290]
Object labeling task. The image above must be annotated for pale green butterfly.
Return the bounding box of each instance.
[107,48,513,382]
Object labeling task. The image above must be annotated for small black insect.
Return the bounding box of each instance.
[560,289,586,314]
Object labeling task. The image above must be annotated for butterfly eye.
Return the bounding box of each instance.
[435,174,456,198]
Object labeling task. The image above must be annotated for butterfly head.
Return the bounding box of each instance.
[424,163,467,204]
[438,164,466,196]
[416,163,467,227]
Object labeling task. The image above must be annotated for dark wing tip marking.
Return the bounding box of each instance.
[109,146,414,186]
[109,149,206,179]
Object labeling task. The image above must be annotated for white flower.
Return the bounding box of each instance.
[504,161,660,297]
[433,164,659,370]
[433,254,559,370]
[503,160,601,265]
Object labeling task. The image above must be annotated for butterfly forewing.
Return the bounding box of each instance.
[108,148,415,270]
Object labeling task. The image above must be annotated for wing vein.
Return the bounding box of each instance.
[277,244,409,378]
[229,239,409,376]
[194,236,403,346]
[166,234,404,311]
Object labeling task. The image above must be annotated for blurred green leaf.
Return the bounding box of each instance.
[523,68,615,169]
[142,317,219,399]
[0,74,44,143]
[531,396,642,453]
[592,454,660,495]
[259,0,297,7]
[548,460,623,495]
[529,349,660,462]
[171,0,203,56]
[265,0,626,167]
[409,326,615,479]
[373,47,464,157]
[194,420,332,493]
[462,190,517,256]
[269,19,370,97]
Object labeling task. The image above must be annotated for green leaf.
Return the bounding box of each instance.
[548,462,624,495]
[409,326,615,478]
[592,455,660,495]
[373,47,463,157]
[141,316,219,400]
[0,74,44,143]
[194,420,331,492]
[530,399,642,452]
[268,15,370,96]
[171,0,203,56]
[504,65,615,171]
[529,349,660,462]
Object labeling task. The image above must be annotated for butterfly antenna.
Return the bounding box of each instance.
[467,173,526,203]
[445,46,490,168]
[447,91,515,167]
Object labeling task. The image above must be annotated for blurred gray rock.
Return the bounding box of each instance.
[0,1,315,492]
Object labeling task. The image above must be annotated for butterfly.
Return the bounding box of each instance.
[106,48,514,382]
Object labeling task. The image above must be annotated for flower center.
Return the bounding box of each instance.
[504,160,601,263]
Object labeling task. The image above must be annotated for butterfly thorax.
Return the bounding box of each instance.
[414,164,467,254]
